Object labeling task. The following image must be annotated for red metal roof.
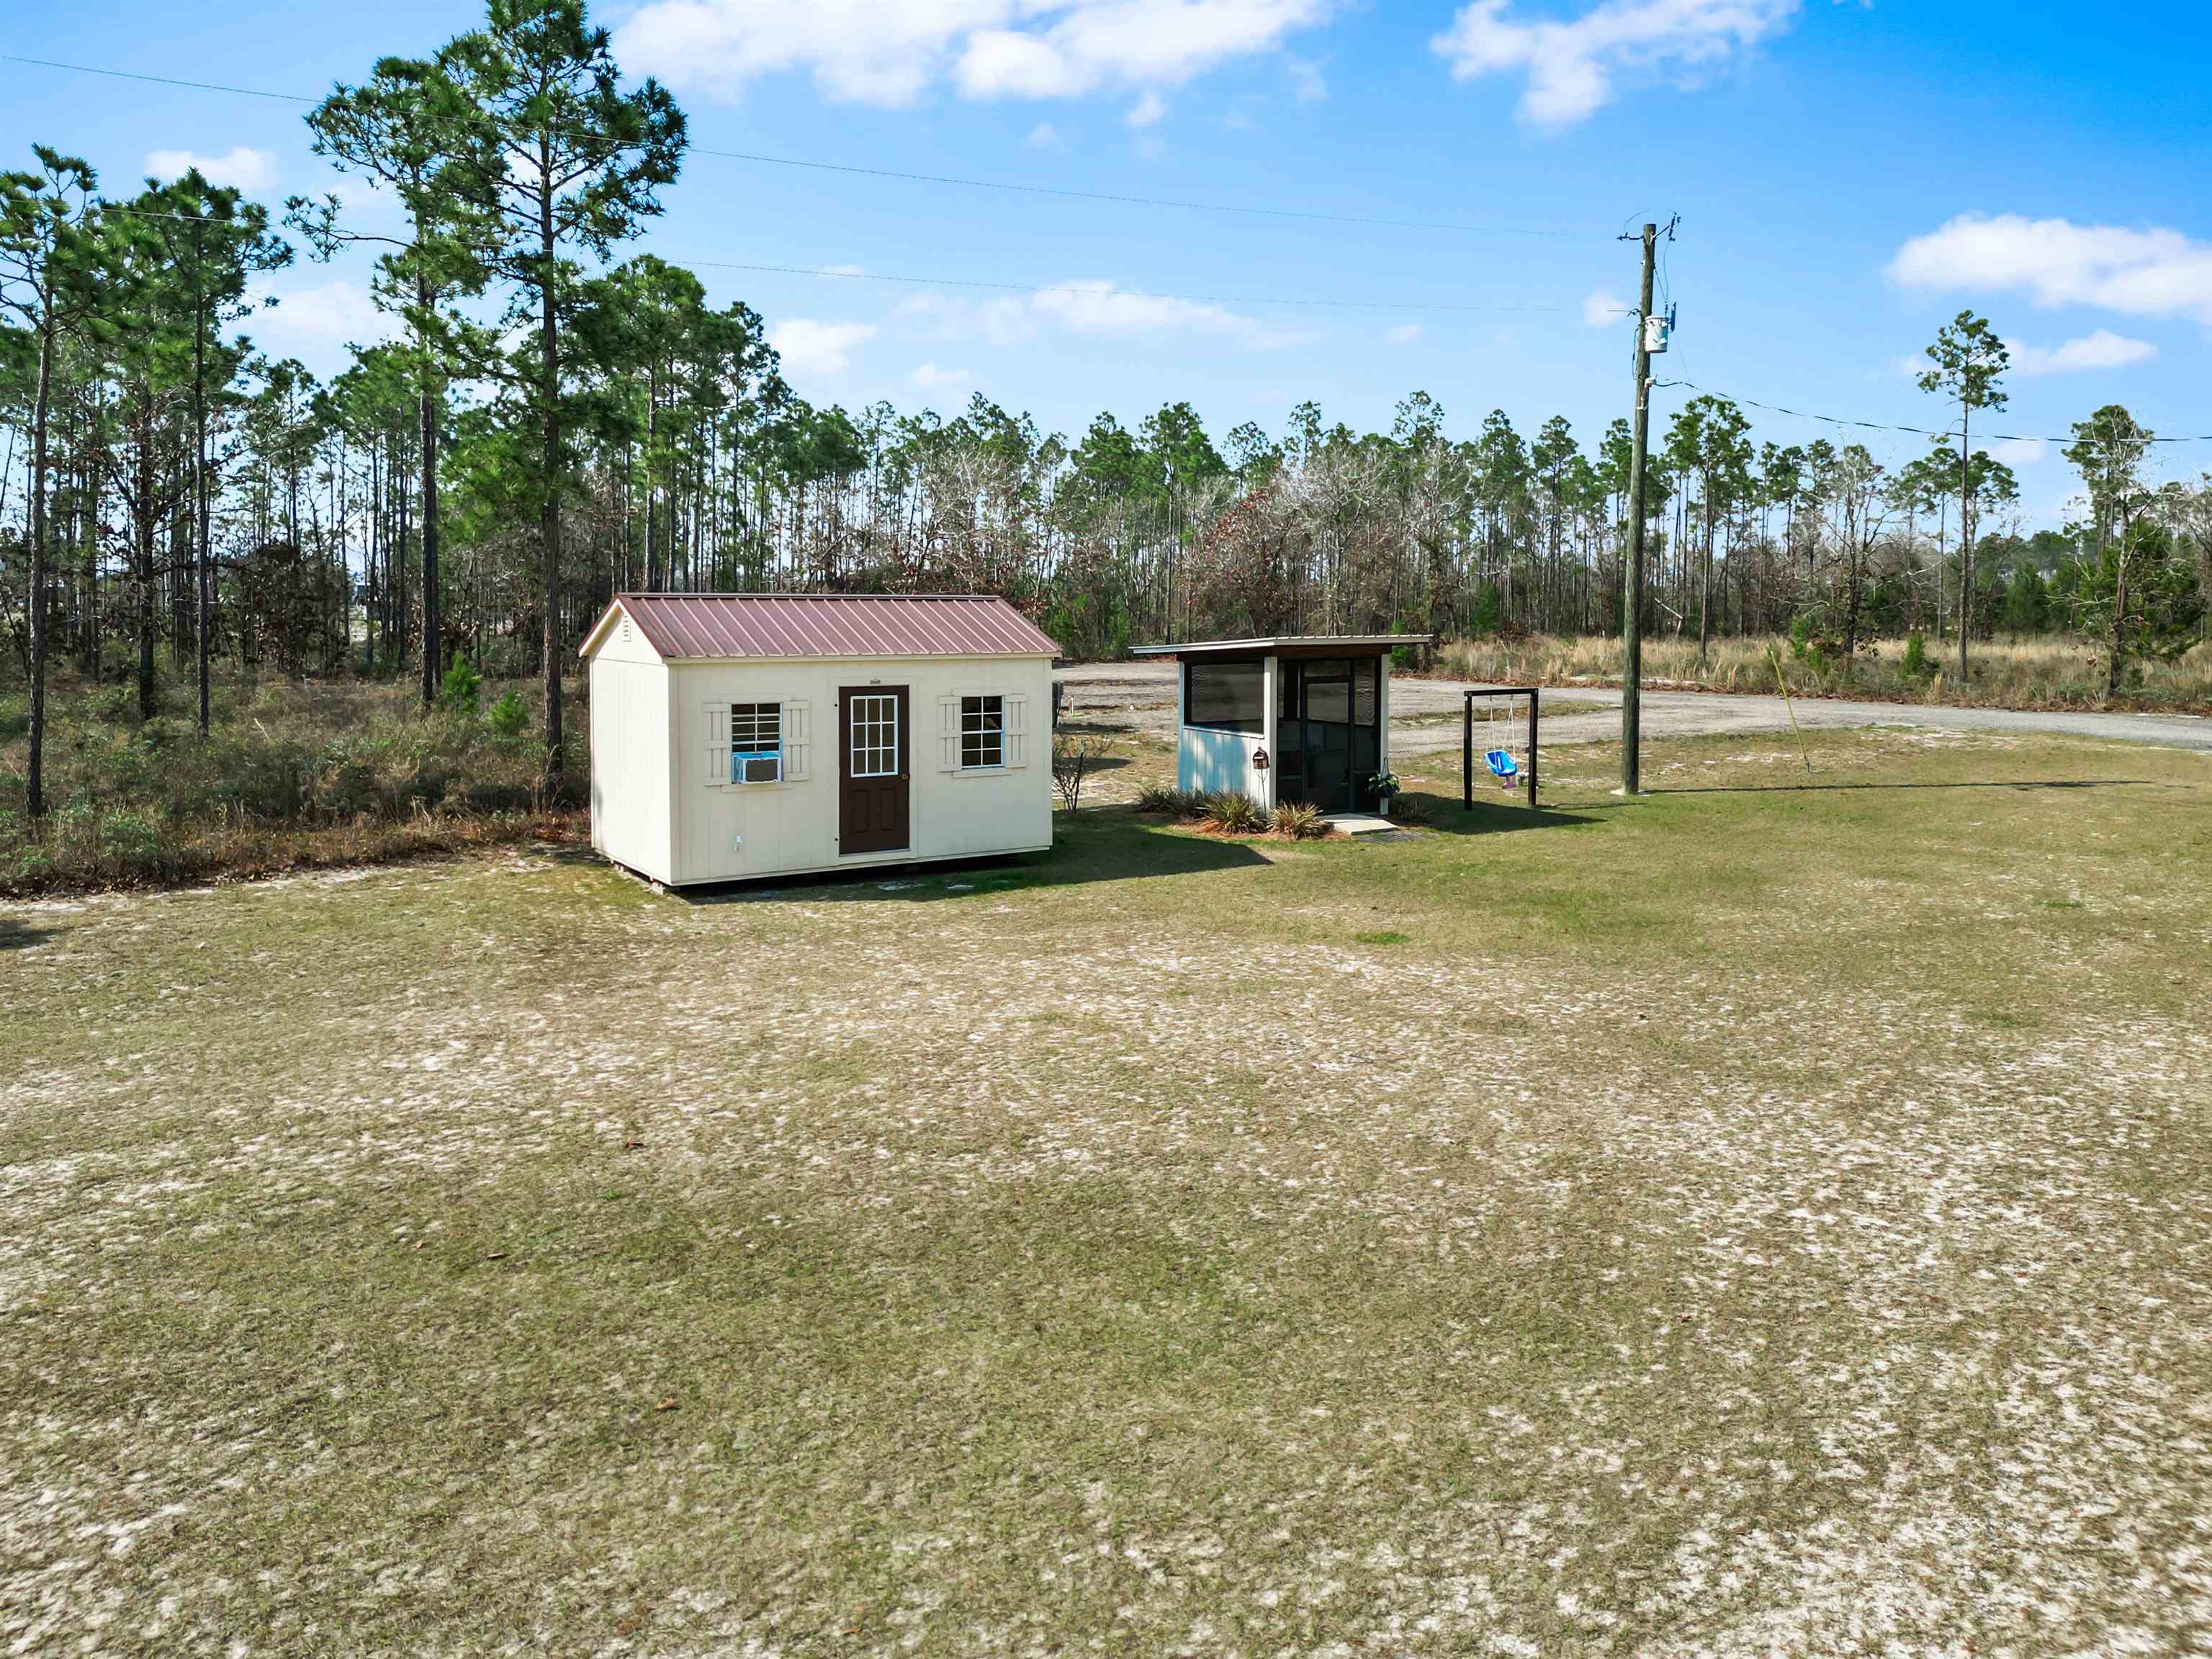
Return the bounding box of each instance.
[593,593,1060,662]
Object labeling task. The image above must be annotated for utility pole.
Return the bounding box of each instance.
[1620,221,1658,795]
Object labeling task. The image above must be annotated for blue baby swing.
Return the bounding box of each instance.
[1482,695,1520,787]
[1463,685,1539,810]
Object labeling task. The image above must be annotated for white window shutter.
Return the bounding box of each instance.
[1006,694,1030,768]
[938,695,961,772]
[784,700,811,781]
[703,702,729,787]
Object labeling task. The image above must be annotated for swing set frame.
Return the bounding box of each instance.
[1461,685,1540,810]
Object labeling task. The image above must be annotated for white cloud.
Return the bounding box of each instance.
[1986,438,2048,468]
[1025,120,1064,148]
[1287,56,1326,101]
[251,278,387,349]
[1127,89,1167,127]
[1433,0,1799,129]
[939,278,1308,350]
[2006,329,2157,377]
[144,145,275,191]
[768,318,878,377]
[1386,323,1421,344]
[909,361,972,387]
[898,281,1312,350]
[1889,212,2212,327]
[1030,279,1310,348]
[616,0,1335,109]
[1583,289,1630,326]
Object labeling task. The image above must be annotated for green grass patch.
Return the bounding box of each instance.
[6,726,2211,1653]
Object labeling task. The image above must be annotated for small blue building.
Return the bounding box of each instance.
[1129,635,1429,816]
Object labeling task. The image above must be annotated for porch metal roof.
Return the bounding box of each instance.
[585,593,1061,661]
[1128,634,1431,658]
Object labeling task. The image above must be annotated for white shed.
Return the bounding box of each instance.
[580,593,1060,886]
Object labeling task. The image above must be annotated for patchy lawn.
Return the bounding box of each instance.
[5,729,2211,1655]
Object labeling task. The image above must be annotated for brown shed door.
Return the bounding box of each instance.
[839,686,910,855]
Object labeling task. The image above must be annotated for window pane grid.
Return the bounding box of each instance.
[850,694,899,778]
[960,694,1004,768]
[730,702,781,783]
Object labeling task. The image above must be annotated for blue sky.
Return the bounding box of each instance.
[8,0,2209,523]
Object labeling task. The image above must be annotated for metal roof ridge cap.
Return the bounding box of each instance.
[616,590,1015,601]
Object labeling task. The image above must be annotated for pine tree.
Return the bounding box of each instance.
[296,53,495,706]
[438,0,685,777]
[0,148,108,818]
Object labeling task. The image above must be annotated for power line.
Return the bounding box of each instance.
[1655,378,2212,446]
[4,52,1609,243]
[683,261,1578,313]
[680,152,1606,242]
[2,53,314,104]
[92,204,1583,315]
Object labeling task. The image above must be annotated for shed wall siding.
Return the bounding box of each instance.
[1179,725,1270,801]
[589,603,667,665]
[588,655,674,881]
[670,657,1053,884]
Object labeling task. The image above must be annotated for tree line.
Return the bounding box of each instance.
[4,0,2208,820]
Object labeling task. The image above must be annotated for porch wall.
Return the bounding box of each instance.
[1176,653,1277,810]
[1179,725,1274,808]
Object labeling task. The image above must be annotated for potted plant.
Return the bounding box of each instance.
[1367,772,1403,816]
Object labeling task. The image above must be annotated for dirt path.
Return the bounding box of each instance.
[1059,660,2212,757]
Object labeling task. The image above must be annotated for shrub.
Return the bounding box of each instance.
[1051,733,1110,811]
[485,688,530,746]
[99,811,162,865]
[1270,801,1326,839]
[316,760,383,820]
[1199,791,1266,835]
[1135,783,1199,816]
[1902,631,1932,680]
[439,660,484,719]
[462,779,536,814]
[1788,611,1827,669]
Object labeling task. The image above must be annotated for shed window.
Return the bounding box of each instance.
[730,702,783,784]
[961,695,1005,769]
[1185,661,1264,732]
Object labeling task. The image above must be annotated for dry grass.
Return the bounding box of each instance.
[5,728,2211,1654]
[0,670,585,896]
[1438,631,2212,711]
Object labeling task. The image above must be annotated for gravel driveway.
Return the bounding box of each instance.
[1058,660,2212,757]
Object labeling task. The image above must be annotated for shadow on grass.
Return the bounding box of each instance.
[1401,791,1609,837]
[671,808,1270,905]
[0,915,58,952]
[1659,778,2162,796]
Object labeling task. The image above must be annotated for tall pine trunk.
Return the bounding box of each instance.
[418,277,441,708]
[1957,409,1973,679]
[26,316,53,820]
[194,264,212,739]
[538,179,564,776]
[135,390,156,719]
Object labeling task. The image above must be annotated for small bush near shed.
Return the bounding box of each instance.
[1134,783,1200,816]
[1199,791,1267,835]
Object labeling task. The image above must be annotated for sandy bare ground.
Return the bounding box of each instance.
[5,729,2211,1654]
[1060,660,2212,759]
